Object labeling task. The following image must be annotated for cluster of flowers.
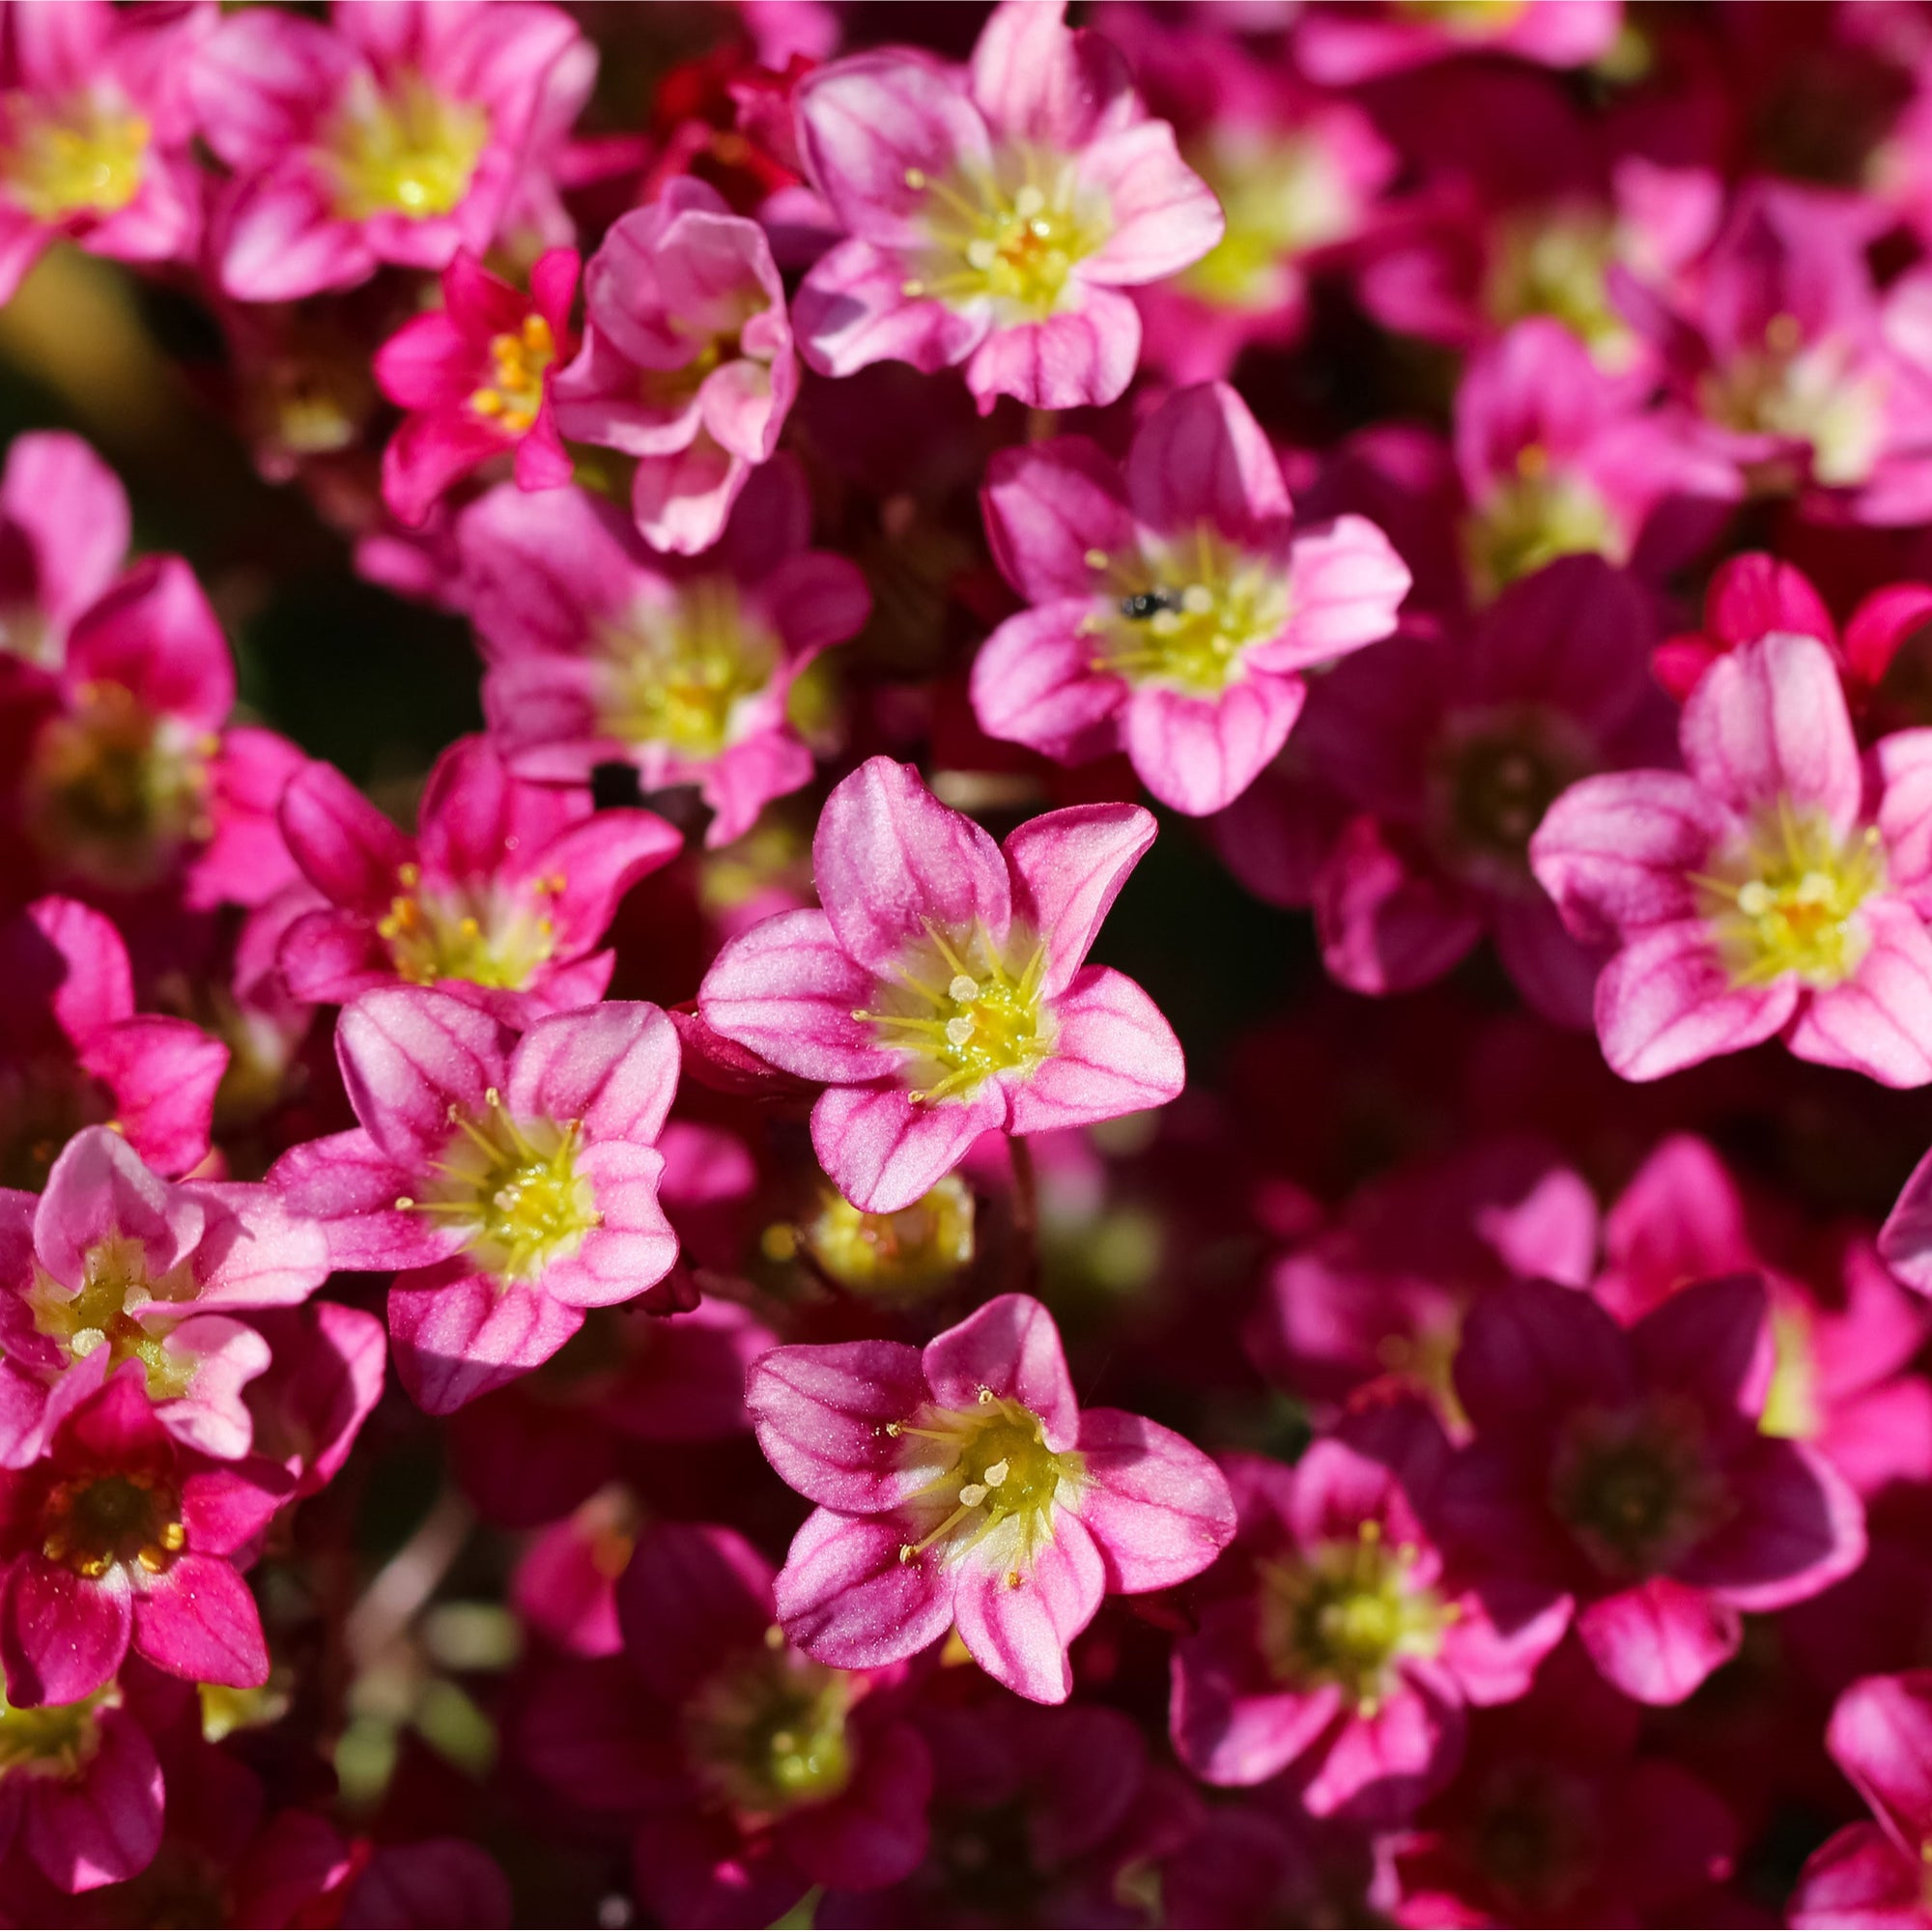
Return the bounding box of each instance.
[11,0,1932,1924]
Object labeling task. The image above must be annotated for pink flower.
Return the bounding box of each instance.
[373,247,580,528]
[459,461,867,846]
[1652,549,1932,710]
[0,432,128,677]
[1605,1134,1932,1498]
[243,1300,387,1503]
[550,176,799,556]
[1094,7,1400,384]
[699,757,1185,1213]
[0,895,228,1188]
[1441,1274,1865,1705]
[746,1292,1235,1703]
[0,1662,173,1893]
[1531,631,1932,1084]
[1390,1635,1738,1924]
[270,988,681,1414]
[1283,554,1669,1026]
[971,382,1410,816]
[1794,1671,1932,1929]
[520,1519,932,1924]
[790,0,1224,412]
[1294,0,1623,85]
[0,1,210,305]
[5,551,304,910]
[1620,182,1932,524]
[276,733,680,1022]
[0,1124,329,1467]
[1454,319,1739,600]
[1171,1402,1569,1818]
[0,1364,287,1706]
[192,0,583,302]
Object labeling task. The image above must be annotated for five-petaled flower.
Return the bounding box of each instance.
[748,1293,1236,1703]
[699,756,1185,1213]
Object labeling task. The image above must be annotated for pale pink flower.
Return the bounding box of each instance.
[972,382,1410,817]
[1532,632,1932,1084]
[748,1292,1235,1703]
[791,0,1223,412]
[699,757,1184,1214]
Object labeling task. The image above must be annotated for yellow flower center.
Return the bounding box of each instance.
[1257,1520,1448,1714]
[684,1628,857,1816]
[1464,447,1621,599]
[399,1089,599,1284]
[0,1687,108,1778]
[889,1388,1083,1583]
[1759,1303,1822,1441]
[469,314,555,436]
[790,1174,977,1302]
[1180,129,1353,312]
[377,862,561,992]
[901,152,1110,322]
[5,92,149,221]
[28,1235,197,1404]
[43,1471,185,1580]
[1485,209,1631,366]
[1399,0,1529,34]
[1697,317,1886,490]
[1083,526,1291,696]
[1693,801,1886,990]
[855,920,1052,1107]
[328,73,487,222]
[26,681,209,892]
[595,580,781,760]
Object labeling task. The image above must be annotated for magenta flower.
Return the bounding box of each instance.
[972,382,1410,817]
[1294,0,1623,84]
[1793,1671,1932,1928]
[521,1519,932,1925]
[1532,631,1932,1084]
[1171,1403,1568,1819]
[1276,554,1670,1026]
[746,1292,1235,1703]
[791,0,1224,412]
[459,462,867,846]
[192,0,583,302]
[7,551,304,910]
[276,733,680,1022]
[1653,549,1932,709]
[1441,1274,1865,1705]
[270,988,681,1414]
[0,895,228,1188]
[0,1364,287,1706]
[700,757,1185,1213]
[0,431,128,677]
[374,247,580,528]
[1454,319,1739,600]
[0,1,210,305]
[550,176,799,556]
[0,1123,328,1467]
[1620,182,1932,524]
[0,1662,171,1894]
[1103,9,1399,385]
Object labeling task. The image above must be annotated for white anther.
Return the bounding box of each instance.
[949,974,980,1002]
[946,1015,977,1047]
[1738,881,1773,917]
[1013,184,1046,219]
[1796,870,1834,904]
[1180,583,1215,615]
[904,167,927,189]
[958,1482,989,1508]
[982,1459,1009,1488]
[965,237,998,271]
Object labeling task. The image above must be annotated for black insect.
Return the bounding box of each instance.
[1119,587,1182,621]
